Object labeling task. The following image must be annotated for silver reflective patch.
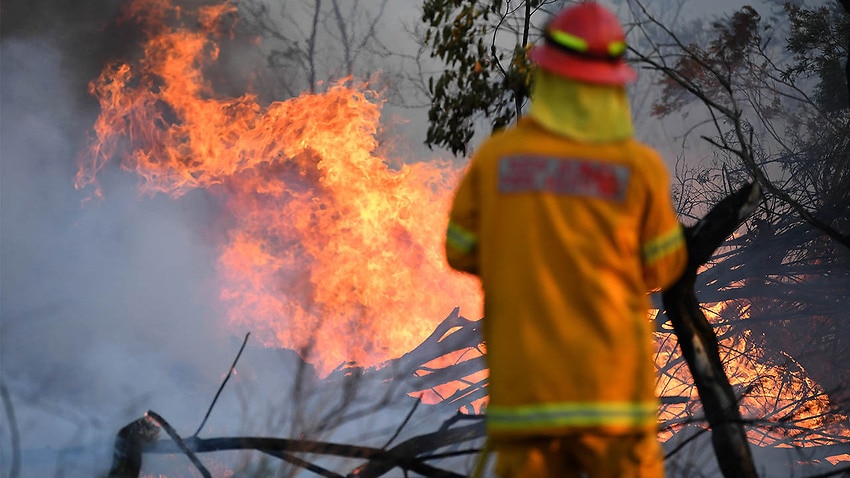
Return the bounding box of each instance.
[499,155,631,201]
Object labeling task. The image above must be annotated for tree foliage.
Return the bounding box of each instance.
[420,0,560,155]
[784,1,850,112]
[635,0,849,243]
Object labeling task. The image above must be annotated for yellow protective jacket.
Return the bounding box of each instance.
[445,114,686,439]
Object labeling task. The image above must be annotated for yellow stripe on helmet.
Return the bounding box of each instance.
[549,29,627,58]
[607,40,627,57]
[549,29,589,53]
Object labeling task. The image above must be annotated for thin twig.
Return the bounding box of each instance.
[147,410,212,478]
[0,382,20,478]
[382,395,422,450]
[439,411,485,432]
[664,426,711,459]
[193,332,250,437]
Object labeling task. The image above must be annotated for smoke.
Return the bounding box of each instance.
[0,1,257,475]
[0,1,453,476]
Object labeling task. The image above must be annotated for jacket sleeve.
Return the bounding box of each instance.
[639,152,687,291]
[445,161,480,275]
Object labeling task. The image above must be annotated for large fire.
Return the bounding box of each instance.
[75,0,481,374]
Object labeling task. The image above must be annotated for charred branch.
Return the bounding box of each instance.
[146,411,211,478]
[193,332,250,438]
[107,416,160,478]
[130,420,484,477]
[390,307,483,376]
[662,182,762,478]
[261,450,344,478]
[348,417,483,477]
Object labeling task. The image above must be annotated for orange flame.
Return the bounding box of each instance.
[654,302,849,446]
[77,0,481,374]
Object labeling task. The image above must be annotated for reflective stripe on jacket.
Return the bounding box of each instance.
[487,401,659,431]
[445,117,686,437]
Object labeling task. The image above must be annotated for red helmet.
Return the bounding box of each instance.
[529,2,636,85]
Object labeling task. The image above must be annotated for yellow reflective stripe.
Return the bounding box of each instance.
[487,401,658,430]
[549,29,588,53]
[447,221,478,254]
[608,40,627,57]
[550,31,627,57]
[643,225,685,264]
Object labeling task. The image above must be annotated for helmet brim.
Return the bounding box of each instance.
[529,45,637,86]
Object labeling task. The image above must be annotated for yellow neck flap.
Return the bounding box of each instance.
[528,70,634,143]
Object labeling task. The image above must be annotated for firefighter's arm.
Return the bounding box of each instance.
[445,163,480,275]
[640,154,687,291]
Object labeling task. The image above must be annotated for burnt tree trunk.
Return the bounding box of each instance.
[662,182,762,478]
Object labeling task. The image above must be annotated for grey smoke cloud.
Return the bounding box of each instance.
[0,1,444,475]
[0,2,252,475]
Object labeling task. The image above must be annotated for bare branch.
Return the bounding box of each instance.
[307,0,322,92]
[146,411,212,478]
[193,332,250,437]
[382,396,423,450]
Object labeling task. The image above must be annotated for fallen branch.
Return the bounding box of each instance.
[135,420,484,477]
[662,182,762,478]
[348,418,484,477]
[389,307,483,377]
[146,411,211,478]
[260,449,344,478]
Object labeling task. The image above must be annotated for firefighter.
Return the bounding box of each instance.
[445,2,688,477]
